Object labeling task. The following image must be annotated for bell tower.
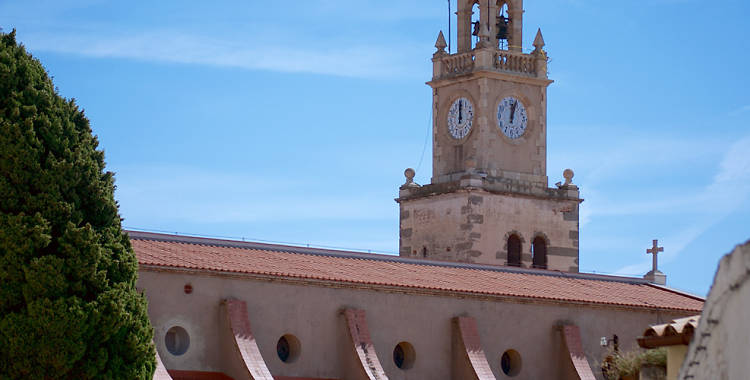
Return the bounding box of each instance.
[397,1,583,272]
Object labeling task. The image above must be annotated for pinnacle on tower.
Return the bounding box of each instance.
[533,28,545,50]
[435,31,447,53]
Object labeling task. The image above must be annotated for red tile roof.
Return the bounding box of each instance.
[131,232,703,312]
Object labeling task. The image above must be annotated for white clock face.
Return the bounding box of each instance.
[497,97,528,139]
[447,97,474,140]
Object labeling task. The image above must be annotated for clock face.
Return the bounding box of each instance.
[497,97,528,139]
[447,97,474,140]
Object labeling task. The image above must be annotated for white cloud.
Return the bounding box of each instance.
[21,31,424,79]
[302,0,443,22]
[612,135,750,274]
[729,105,750,117]
[710,136,750,191]
[553,130,725,229]
[559,131,722,186]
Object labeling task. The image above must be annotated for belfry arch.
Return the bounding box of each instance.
[532,233,549,269]
[456,0,524,53]
[470,2,481,50]
[495,0,510,49]
[505,232,523,267]
[456,0,479,52]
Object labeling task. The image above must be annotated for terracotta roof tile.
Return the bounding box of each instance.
[131,232,703,312]
[644,315,701,337]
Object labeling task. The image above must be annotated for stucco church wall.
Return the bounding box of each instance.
[140,269,690,380]
[678,240,750,380]
[399,189,579,271]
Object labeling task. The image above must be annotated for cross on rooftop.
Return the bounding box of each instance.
[647,239,664,273]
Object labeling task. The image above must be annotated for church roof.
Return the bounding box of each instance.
[130,231,704,312]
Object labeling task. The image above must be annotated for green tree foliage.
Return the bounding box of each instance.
[0,30,155,379]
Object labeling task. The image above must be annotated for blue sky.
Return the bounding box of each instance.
[2,0,748,296]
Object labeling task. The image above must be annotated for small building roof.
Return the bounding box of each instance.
[638,315,701,348]
[130,231,704,312]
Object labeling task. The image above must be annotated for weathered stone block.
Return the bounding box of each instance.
[466,250,482,258]
[467,214,484,224]
[456,242,473,251]
[468,195,483,205]
[401,210,411,220]
[549,247,578,257]
[563,208,578,221]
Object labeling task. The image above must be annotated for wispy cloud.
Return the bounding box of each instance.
[3,0,438,79]
[612,135,750,274]
[559,131,722,187]
[301,0,444,22]
[729,105,750,117]
[552,130,724,228]
[21,30,424,79]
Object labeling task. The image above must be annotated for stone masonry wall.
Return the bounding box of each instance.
[399,188,580,271]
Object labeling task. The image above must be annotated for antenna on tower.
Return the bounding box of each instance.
[448,0,451,53]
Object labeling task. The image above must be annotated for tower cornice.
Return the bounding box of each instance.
[427,69,553,89]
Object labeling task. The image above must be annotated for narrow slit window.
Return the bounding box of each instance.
[507,234,521,266]
[532,236,547,269]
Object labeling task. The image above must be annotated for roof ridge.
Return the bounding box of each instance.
[644,283,706,302]
[127,230,653,285]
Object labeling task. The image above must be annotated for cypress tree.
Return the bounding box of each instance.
[0,30,155,379]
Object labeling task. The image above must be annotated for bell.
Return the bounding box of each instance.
[496,15,509,40]
[472,21,481,37]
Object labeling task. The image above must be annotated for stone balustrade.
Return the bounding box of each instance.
[435,48,544,79]
[494,50,536,76]
[440,51,476,76]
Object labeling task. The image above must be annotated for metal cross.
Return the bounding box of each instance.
[646,239,664,272]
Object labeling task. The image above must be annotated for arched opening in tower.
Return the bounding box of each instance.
[532,236,548,269]
[496,0,510,49]
[507,234,521,267]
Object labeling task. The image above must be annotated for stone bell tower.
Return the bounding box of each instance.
[397,0,583,272]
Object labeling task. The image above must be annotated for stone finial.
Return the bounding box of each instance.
[435,31,447,54]
[556,169,576,189]
[533,28,545,51]
[563,169,574,185]
[404,168,415,183]
[402,168,420,188]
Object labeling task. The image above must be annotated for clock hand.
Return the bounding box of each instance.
[510,100,517,124]
[458,102,463,124]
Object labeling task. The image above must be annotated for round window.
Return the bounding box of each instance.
[501,349,522,376]
[276,334,301,363]
[165,326,190,356]
[393,341,416,370]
